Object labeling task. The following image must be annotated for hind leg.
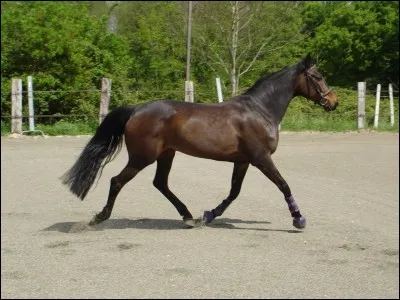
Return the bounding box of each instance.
[203,163,249,224]
[153,149,194,225]
[89,158,149,225]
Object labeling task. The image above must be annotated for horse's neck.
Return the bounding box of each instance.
[248,76,295,124]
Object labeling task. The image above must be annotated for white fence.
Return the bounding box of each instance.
[10,77,112,134]
[357,82,397,129]
[6,78,398,134]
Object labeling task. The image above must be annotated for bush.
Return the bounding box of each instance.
[282,86,399,131]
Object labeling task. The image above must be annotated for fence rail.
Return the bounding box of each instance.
[357,82,398,129]
[1,114,102,119]
[6,77,112,134]
[2,77,399,135]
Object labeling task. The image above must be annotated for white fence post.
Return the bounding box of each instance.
[184,80,194,103]
[373,84,381,128]
[216,77,223,103]
[185,81,194,103]
[357,82,366,129]
[27,76,35,131]
[99,78,112,124]
[11,78,22,134]
[389,84,394,126]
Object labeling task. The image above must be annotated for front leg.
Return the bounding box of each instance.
[203,163,249,224]
[252,154,306,229]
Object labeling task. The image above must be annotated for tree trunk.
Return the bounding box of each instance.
[230,70,236,96]
[106,1,119,33]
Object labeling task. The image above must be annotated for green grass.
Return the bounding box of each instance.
[370,122,400,132]
[1,120,98,136]
[281,117,357,131]
[280,116,399,132]
[35,120,97,136]
[1,117,398,137]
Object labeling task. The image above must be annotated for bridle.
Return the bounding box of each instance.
[305,65,332,108]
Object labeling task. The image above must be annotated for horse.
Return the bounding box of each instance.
[61,54,338,229]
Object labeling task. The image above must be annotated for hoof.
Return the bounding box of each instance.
[89,216,100,226]
[89,219,98,226]
[183,218,204,228]
[183,218,196,228]
[203,211,215,224]
[293,216,306,229]
[89,214,105,226]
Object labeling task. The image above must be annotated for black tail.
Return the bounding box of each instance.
[61,105,135,200]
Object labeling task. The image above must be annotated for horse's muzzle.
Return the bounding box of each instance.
[324,100,338,111]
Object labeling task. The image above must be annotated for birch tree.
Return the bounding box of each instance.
[192,1,305,96]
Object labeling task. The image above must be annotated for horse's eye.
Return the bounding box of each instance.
[312,73,322,80]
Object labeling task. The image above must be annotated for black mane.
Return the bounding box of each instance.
[243,58,308,96]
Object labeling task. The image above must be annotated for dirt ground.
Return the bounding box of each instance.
[1,132,399,299]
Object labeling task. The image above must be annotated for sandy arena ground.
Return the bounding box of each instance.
[1,132,399,299]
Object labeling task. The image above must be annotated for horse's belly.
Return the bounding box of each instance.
[170,120,247,162]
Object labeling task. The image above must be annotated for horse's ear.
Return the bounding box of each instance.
[305,53,314,68]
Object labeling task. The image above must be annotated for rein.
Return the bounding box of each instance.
[305,65,332,107]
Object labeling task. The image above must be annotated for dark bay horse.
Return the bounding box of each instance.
[62,54,338,229]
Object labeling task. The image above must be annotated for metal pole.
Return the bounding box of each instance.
[186,1,192,81]
[389,84,394,126]
[184,1,194,102]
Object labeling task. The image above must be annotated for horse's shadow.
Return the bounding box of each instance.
[43,217,302,234]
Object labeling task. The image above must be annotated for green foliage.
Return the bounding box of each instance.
[1,1,133,115]
[1,119,10,136]
[35,120,98,136]
[301,1,399,88]
[117,1,186,100]
[283,85,399,131]
[191,1,306,96]
[0,1,398,134]
[1,118,98,136]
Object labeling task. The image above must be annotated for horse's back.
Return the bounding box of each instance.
[123,100,251,162]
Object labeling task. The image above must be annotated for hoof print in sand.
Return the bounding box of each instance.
[117,243,142,251]
[45,241,70,249]
[338,243,367,251]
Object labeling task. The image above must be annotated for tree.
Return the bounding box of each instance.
[1,1,133,116]
[192,1,306,96]
[302,1,399,87]
[116,1,186,101]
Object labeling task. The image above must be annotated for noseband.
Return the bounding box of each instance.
[305,65,332,107]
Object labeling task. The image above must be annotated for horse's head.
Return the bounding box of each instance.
[297,54,338,111]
